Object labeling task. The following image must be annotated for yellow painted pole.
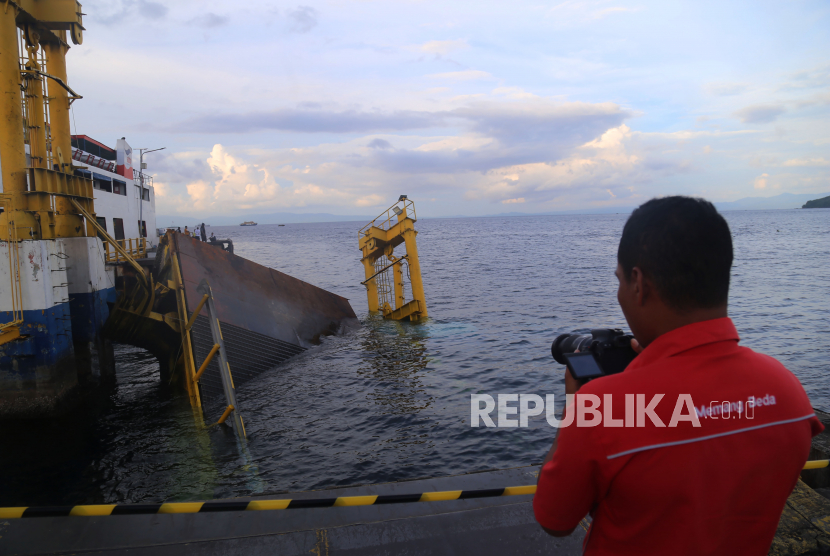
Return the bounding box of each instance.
[217,405,235,425]
[44,35,72,174]
[402,225,427,319]
[23,40,47,171]
[393,261,405,309]
[44,33,85,238]
[362,256,379,312]
[193,344,220,382]
[0,8,32,237]
[170,249,202,409]
[185,294,210,331]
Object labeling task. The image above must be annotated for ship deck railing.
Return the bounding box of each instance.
[103,237,147,263]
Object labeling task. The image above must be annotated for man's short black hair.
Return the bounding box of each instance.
[617,196,733,311]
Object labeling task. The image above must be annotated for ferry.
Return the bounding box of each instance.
[240,221,257,226]
[70,135,158,252]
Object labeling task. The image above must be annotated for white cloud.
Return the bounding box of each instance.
[705,82,748,96]
[492,86,538,99]
[419,39,468,55]
[592,6,642,19]
[428,70,493,81]
[754,173,769,189]
[734,104,786,124]
[546,1,643,23]
[783,158,830,167]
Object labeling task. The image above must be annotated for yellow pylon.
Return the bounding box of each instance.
[358,197,427,321]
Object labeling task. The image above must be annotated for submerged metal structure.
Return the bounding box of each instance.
[105,232,357,423]
[359,197,427,321]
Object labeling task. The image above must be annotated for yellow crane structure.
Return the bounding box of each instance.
[0,0,91,244]
[0,1,92,349]
[359,196,427,321]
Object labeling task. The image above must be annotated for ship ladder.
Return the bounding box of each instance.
[188,278,246,439]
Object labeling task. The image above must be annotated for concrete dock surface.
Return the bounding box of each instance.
[0,466,586,555]
[5,410,830,555]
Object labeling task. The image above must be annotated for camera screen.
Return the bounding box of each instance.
[563,352,604,380]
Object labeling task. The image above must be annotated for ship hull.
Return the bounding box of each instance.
[0,238,114,418]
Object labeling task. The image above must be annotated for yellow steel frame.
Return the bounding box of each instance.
[358,198,427,321]
[169,246,202,410]
[27,167,94,198]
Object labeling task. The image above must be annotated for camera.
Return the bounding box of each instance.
[551,329,638,382]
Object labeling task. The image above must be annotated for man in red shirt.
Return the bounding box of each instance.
[534,196,822,554]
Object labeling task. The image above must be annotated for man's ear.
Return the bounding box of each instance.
[631,267,648,307]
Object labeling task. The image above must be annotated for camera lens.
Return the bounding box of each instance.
[551,333,593,364]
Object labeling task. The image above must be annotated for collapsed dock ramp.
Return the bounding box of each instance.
[103,232,357,419]
[175,234,355,353]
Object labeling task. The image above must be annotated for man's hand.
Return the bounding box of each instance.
[564,367,580,396]
[631,337,643,354]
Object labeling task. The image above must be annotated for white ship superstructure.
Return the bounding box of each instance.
[70,135,158,249]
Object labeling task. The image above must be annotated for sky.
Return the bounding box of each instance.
[66,0,830,218]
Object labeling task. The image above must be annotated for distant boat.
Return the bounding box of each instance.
[240,221,257,226]
[278,224,285,227]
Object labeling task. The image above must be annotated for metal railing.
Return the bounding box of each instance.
[358,197,416,237]
[71,147,116,173]
[102,237,147,262]
[132,169,153,188]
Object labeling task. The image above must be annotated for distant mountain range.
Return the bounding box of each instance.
[483,192,830,218]
[156,212,374,227]
[715,192,830,211]
[157,192,830,227]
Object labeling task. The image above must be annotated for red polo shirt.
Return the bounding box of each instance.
[534,317,822,555]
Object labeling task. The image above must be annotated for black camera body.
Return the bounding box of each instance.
[551,329,637,381]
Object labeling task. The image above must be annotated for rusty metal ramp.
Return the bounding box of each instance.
[103,232,358,414]
[174,234,356,347]
[171,234,358,403]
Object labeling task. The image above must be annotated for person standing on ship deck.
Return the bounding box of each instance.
[533,196,822,555]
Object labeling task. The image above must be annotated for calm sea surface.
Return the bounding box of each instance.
[1,209,829,506]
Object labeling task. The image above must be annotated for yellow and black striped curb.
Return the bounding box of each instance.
[3,460,826,519]
[0,485,537,519]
